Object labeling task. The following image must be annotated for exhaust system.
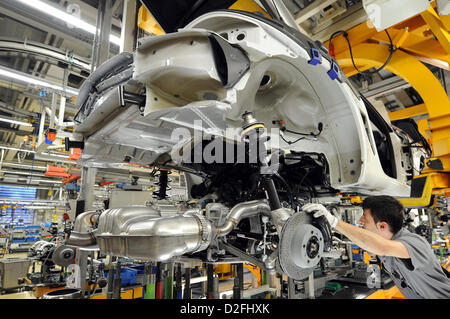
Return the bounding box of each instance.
[67,200,285,261]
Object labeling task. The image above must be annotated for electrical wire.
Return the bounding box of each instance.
[274,173,295,209]
[280,133,305,145]
[279,123,323,145]
[329,29,396,75]
[281,122,323,137]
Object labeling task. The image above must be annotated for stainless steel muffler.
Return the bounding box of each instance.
[94,206,213,260]
[68,200,282,261]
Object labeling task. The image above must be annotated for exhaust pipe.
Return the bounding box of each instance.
[215,200,271,237]
[66,211,100,247]
[66,231,97,247]
[68,200,288,260]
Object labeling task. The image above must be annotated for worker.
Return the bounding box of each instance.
[302,195,450,299]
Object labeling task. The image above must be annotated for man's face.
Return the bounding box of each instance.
[360,209,381,234]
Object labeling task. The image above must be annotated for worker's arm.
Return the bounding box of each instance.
[334,220,410,258]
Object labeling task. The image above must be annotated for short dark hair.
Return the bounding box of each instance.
[362,195,404,234]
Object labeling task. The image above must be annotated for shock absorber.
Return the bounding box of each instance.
[241,111,282,211]
[152,169,172,200]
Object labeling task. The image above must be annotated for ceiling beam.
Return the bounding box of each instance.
[0,101,38,119]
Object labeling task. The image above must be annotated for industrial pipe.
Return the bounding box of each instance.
[65,210,100,247]
[65,231,97,247]
[215,200,271,237]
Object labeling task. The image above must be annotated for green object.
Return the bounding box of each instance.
[144,283,155,299]
[261,270,267,285]
[325,282,342,291]
[165,276,174,299]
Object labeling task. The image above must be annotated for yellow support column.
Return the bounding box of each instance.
[335,44,450,174]
[336,44,450,118]
[421,7,450,63]
[388,103,428,121]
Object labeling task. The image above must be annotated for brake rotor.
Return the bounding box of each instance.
[52,245,76,267]
[278,211,324,280]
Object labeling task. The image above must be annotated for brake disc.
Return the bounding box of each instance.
[52,245,76,267]
[278,211,324,280]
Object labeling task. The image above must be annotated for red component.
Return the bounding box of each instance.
[156,282,163,299]
[99,181,114,187]
[62,174,81,185]
[69,148,82,160]
[63,213,70,221]
[124,164,141,167]
[47,165,66,173]
[45,171,70,178]
[329,43,336,58]
[47,130,57,141]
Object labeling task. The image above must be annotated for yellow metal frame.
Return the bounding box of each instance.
[244,263,262,286]
[366,285,405,299]
[329,2,450,202]
[90,286,143,299]
[396,174,433,208]
[214,264,234,280]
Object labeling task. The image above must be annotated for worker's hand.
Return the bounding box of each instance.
[302,203,338,228]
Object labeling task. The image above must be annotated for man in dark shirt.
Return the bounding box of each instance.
[302,195,450,299]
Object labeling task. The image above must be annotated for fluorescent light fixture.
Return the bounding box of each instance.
[0,145,36,153]
[0,66,79,96]
[16,0,121,46]
[0,116,32,127]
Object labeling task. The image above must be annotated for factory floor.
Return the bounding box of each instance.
[0,252,259,300]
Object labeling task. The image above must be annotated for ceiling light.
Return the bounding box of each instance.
[16,0,121,46]
[0,66,79,96]
[0,116,32,127]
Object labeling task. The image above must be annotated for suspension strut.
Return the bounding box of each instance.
[153,169,171,200]
[241,111,281,211]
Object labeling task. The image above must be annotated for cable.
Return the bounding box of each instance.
[274,173,295,209]
[280,133,305,145]
[329,29,396,75]
[281,122,323,138]
[279,122,323,145]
